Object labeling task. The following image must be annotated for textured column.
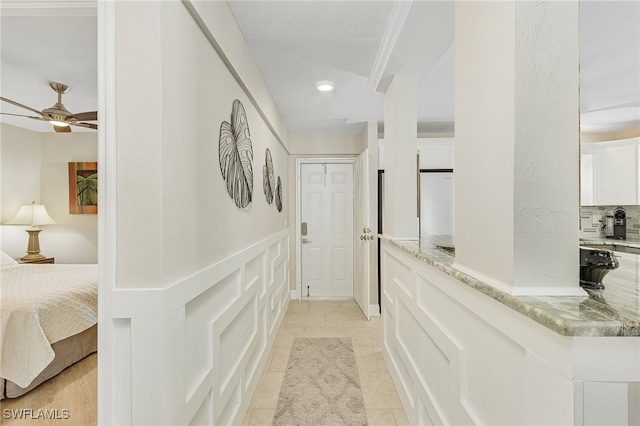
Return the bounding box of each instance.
[383,74,418,240]
[454,1,584,295]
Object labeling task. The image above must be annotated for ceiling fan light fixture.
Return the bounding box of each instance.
[49,120,69,127]
[315,80,335,92]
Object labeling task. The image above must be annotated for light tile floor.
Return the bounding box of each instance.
[242,299,409,426]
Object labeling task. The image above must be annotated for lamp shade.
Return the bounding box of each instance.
[5,202,56,227]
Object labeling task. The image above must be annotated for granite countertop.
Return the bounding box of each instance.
[383,236,640,337]
[579,237,640,250]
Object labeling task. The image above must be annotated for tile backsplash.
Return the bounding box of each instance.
[580,205,640,241]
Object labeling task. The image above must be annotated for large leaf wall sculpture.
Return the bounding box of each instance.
[275,176,283,212]
[263,148,275,204]
[219,99,253,208]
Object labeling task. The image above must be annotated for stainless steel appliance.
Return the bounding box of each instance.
[613,207,626,240]
[605,216,615,237]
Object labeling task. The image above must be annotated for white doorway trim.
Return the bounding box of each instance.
[295,157,356,301]
[97,1,117,424]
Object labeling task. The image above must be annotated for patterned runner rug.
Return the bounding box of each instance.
[272,338,368,426]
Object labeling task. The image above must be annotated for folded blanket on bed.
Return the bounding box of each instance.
[1,264,98,388]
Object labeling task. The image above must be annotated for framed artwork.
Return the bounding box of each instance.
[68,162,98,214]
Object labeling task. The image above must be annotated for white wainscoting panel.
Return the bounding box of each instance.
[112,229,290,425]
[380,240,576,426]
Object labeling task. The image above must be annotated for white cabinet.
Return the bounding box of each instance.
[581,138,640,206]
[580,153,594,206]
[378,138,455,170]
[417,138,455,169]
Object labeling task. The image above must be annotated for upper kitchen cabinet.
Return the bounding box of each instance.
[417,138,455,169]
[378,138,455,170]
[581,137,640,206]
[580,151,594,206]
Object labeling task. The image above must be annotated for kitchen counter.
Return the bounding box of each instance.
[580,237,640,251]
[383,236,640,337]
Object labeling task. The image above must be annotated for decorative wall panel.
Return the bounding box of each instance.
[112,229,290,425]
[185,270,241,397]
[380,241,576,426]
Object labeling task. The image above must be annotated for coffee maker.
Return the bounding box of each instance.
[605,215,615,238]
[613,207,626,240]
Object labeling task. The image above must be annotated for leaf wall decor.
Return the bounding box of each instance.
[219,99,254,208]
[263,148,275,204]
[76,173,98,206]
[275,176,283,212]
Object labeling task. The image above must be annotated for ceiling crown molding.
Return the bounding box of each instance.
[0,1,96,16]
[367,0,413,93]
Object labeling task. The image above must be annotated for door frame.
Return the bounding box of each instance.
[295,157,356,300]
[98,1,116,423]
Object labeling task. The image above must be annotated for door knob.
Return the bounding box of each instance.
[302,238,312,244]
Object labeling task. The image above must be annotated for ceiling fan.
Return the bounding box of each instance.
[0,82,97,133]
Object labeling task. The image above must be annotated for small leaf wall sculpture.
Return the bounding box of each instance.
[219,99,254,208]
[275,176,283,212]
[263,148,275,204]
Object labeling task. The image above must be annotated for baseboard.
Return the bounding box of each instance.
[369,304,381,317]
[290,290,299,300]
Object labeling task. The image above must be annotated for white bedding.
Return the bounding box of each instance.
[0,263,98,388]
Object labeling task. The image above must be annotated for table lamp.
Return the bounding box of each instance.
[5,201,56,261]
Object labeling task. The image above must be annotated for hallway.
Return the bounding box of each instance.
[242,299,409,425]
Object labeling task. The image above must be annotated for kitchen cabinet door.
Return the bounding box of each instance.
[417,138,455,169]
[580,153,594,206]
[593,140,639,205]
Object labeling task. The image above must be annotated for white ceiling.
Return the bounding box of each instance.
[1,1,638,135]
[0,4,97,133]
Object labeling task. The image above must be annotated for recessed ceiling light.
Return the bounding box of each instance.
[315,80,335,92]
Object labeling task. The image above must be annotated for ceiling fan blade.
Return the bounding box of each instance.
[0,96,45,117]
[71,111,97,121]
[69,122,98,130]
[0,112,46,120]
[54,125,71,133]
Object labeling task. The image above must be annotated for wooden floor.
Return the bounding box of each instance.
[0,353,97,426]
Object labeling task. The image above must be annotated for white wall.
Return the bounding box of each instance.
[113,2,289,290]
[289,133,363,156]
[105,1,291,424]
[41,132,98,263]
[455,0,516,289]
[0,123,98,263]
[1,124,42,256]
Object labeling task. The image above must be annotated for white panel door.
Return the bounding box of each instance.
[301,163,354,298]
[354,150,371,318]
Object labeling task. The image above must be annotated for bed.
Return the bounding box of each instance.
[0,251,98,399]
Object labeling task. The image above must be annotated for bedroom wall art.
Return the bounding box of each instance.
[68,162,98,214]
[219,99,253,209]
[263,148,275,204]
[275,176,283,212]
